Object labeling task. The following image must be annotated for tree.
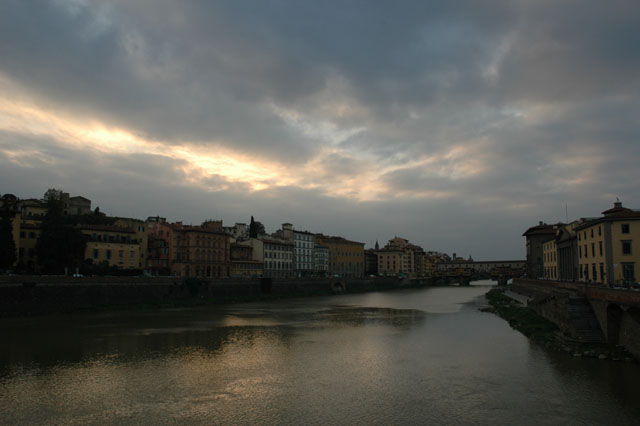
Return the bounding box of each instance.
[249,216,266,238]
[0,194,17,271]
[249,216,257,238]
[43,188,65,217]
[36,189,86,274]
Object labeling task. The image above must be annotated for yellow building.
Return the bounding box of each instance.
[80,224,142,270]
[18,199,47,224]
[17,222,41,270]
[114,217,149,269]
[416,254,438,277]
[542,238,558,280]
[10,211,21,266]
[315,235,364,277]
[575,201,640,285]
[377,249,402,275]
[377,237,424,277]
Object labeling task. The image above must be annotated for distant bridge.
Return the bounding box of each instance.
[433,260,526,286]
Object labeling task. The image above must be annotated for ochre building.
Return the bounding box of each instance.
[315,234,364,278]
[575,201,640,285]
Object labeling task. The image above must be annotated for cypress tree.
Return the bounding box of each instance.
[0,194,17,271]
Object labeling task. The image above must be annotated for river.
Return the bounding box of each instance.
[1,281,639,425]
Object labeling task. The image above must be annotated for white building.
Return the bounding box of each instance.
[279,223,316,276]
[314,244,329,275]
[262,237,294,278]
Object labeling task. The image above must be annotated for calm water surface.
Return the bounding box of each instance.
[2,281,639,425]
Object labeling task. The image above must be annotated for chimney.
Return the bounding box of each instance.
[539,221,543,226]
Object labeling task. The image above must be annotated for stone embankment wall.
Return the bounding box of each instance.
[512,279,579,338]
[0,275,411,316]
[512,278,640,358]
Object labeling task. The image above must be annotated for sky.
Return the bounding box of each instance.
[1,0,639,260]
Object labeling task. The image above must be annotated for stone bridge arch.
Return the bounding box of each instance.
[332,281,346,293]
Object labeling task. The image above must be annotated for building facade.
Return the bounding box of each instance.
[230,242,263,277]
[376,237,424,277]
[522,222,557,279]
[575,201,640,285]
[277,223,316,276]
[262,237,294,278]
[555,222,579,281]
[313,244,329,276]
[80,224,143,270]
[113,217,148,269]
[542,239,558,280]
[315,234,364,277]
[149,220,231,278]
[364,248,378,276]
[415,253,438,277]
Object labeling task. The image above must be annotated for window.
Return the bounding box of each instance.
[599,241,603,256]
[130,251,135,260]
[622,224,630,234]
[622,240,632,255]
[584,265,589,281]
[592,264,597,282]
[591,229,594,238]
[591,243,595,257]
[106,250,112,260]
[600,263,604,282]
[93,249,99,259]
[622,263,635,282]
[598,226,602,236]
[579,246,582,258]
[584,245,588,258]
[119,250,124,258]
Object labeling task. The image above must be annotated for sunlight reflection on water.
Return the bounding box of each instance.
[2,283,640,425]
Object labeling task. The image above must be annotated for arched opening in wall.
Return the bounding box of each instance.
[607,304,624,345]
[332,281,345,293]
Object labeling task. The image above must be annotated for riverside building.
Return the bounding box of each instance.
[315,234,365,278]
[278,223,315,277]
[575,201,640,285]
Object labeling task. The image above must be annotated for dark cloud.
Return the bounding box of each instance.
[1,0,639,259]
[498,0,640,103]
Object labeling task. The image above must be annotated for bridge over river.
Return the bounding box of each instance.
[430,260,526,286]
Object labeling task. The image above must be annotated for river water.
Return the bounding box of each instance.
[1,281,639,425]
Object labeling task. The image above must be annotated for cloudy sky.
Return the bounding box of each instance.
[1,0,639,259]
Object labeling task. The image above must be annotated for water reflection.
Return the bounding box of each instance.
[2,284,640,425]
[1,300,426,369]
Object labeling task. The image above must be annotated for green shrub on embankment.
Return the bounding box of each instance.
[485,289,558,342]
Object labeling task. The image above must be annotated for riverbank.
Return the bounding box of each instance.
[484,288,636,362]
